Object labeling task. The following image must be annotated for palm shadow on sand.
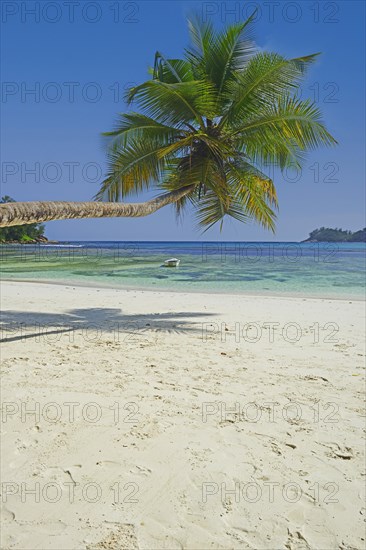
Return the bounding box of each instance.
[0,307,218,343]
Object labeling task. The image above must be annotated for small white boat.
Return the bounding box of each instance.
[164,258,180,267]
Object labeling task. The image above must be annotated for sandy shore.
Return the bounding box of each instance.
[1,281,365,549]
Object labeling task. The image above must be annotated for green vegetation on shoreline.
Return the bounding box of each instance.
[303,227,366,242]
[0,197,47,243]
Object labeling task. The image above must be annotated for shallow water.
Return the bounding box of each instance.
[1,241,365,299]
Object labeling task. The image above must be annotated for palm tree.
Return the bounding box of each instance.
[0,13,336,230]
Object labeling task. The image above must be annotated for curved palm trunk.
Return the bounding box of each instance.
[0,186,194,228]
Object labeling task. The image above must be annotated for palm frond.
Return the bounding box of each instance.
[103,113,185,146]
[153,53,194,83]
[224,51,319,125]
[212,14,257,94]
[233,96,337,171]
[226,161,277,231]
[96,137,174,201]
[195,189,249,232]
[185,16,215,78]
[186,13,256,89]
[124,80,216,130]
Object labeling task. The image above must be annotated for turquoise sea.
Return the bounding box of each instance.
[0,241,365,299]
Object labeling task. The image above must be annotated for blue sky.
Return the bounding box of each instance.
[1,0,365,241]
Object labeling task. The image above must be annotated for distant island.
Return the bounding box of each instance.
[303,227,366,242]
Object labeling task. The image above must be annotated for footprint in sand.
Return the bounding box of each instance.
[285,529,311,550]
[318,442,355,460]
[37,465,82,487]
[0,507,15,523]
[129,465,152,476]
[270,441,283,456]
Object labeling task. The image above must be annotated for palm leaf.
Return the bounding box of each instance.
[213,14,257,94]
[224,52,319,125]
[125,80,216,130]
[195,189,249,232]
[153,53,194,83]
[103,113,185,146]
[96,137,175,201]
[233,96,337,171]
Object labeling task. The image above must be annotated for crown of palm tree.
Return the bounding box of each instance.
[98,12,336,232]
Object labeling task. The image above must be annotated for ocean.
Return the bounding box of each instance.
[0,241,365,299]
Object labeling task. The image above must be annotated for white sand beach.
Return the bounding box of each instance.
[1,280,365,549]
